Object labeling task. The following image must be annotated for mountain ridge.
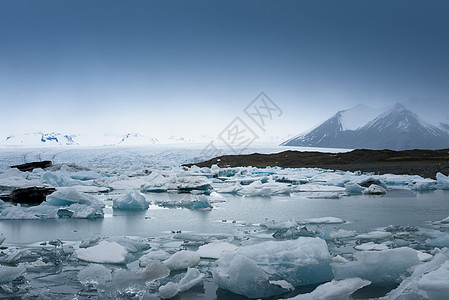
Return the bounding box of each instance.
[282,103,449,150]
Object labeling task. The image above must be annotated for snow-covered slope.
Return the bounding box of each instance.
[3,132,79,146]
[282,103,449,150]
[1,132,160,147]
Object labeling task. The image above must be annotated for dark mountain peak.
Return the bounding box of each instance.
[282,103,449,150]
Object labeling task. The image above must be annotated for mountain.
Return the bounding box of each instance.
[3,132,79,146]
[281,103,449,150]
[1,132,159,147]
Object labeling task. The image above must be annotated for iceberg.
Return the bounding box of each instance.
[197,241,238,259]
[212,237,333,298]
[78,264,112,288]
[436,172,449,190]
[363,184,387,195]
[159,282,179,299]
[179,267,204,292]
[0,265,26,284]
[356,230,392,240]
[212,253,287,298]
[46,187,104,207]
[333,247,420,283]
[75,241,129,264]
[163,250,200,271]
[288,278,371,300]
[344,182,365,195]
[139,250,170,267]
[301,217,346,225]
[112,191,149,210]
[384,249,449,299]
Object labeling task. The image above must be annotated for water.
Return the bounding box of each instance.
[2,190,448,246]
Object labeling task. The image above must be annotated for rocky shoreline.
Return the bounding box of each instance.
[185,148,449,179]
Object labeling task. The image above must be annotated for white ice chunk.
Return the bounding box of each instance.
[212,253,287,298]
[163,250,200,271]
[329,229,357,239]
[356,231,392,240]
[113,191,149,210]
[234,237,333,287]
[408,178,436,191]
[0,203,59,219]
[363,184,387,195]
[344,183,365,195]
[75,241,128,264]
[106,236,150,253]
[289,278,371,300]
[441,216,449,224]
[42,171,83,187]
[140,172,169,192]
[384,250,449,299]
[139,250,170,267]
[436,172,449,190]
[138,260,170,281]
[301,217,346,225]
[78,264,112,287]
[237,180,292,197]
[0,265,26,284]
[333,247,420,283]
[179,268,204,292]
[46,187,104,207]
[354,242,389,251]
[197,241,238,259]
[159,282,179,299]
[213,237,333,298]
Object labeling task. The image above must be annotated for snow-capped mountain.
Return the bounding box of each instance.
[3,132,79,146]
[1,132,159,147]
[282,103,449,150]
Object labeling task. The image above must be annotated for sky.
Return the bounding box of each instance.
[1,0,449,142]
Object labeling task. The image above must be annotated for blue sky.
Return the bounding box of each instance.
[1,0,449,140]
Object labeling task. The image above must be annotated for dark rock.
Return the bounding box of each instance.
[10,161,52,172]
[359,178,383,188]
[0,187,56,204]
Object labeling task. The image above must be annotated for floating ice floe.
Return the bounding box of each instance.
[288,278,371,300]
[42,171,84,187]
[167,176,213,193]
[363,184,387,195]
[333,247,420,284]
[140,172,169,192]
[106,236,150,253]
[354,242,390,251]
[212,237,333,298]
[344,182,365,195]
[78,264,112,288]
[46,187,103,207]
[383,249,449,299]
[436,172,449,190]
[159,282,179,299]
[139,250,171,267]
[0,265,26,284]
[197,241,238,259]
[212,253,287,298]
[356,230,393,240]
[163,250,200,271]
[75,241,129,264]
[113,191,149,210]
[0,168,42,190]
[301,216,346,225]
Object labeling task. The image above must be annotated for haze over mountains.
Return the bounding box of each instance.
[282,101,449,150]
